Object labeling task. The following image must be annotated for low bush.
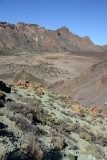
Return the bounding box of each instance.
[67,154,77,160]
[79,132,92,143]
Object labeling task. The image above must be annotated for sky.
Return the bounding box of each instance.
[0,0,107,45]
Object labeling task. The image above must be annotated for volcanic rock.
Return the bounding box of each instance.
[0,81,11,93]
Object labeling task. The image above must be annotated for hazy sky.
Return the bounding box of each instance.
[0,0,107,45]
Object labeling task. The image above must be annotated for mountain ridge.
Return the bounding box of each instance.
[0,21,104,53]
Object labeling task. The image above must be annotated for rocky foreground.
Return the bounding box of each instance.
[0,80,107,160]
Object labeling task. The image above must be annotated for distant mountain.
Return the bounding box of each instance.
[99,45,107,51]
[0,22,103,53]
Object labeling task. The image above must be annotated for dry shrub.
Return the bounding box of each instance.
[22,133,44,160]
[5,101,42,117]
[51,136,64,151]
[5,102,31,116]
[14,113,33,131]
[0,150,8,160]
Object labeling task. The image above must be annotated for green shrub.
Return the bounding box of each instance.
[86,145,97,158]
[85,145,105,159]
[0,91,5,101]
[66,123,78,132]
[80,132,92,143]
[0,91,4,97]
[65,118,73,124]
[67,154,76,160]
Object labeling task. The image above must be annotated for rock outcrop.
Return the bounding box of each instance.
[89,107,102,115]
[13,80,42,90]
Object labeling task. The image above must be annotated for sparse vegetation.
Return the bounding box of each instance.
[79,132,92,143]
[0,78,107,160]
[67,154,76,160]
[51,136,64,151]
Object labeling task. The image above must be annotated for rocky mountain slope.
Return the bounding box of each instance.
[48,61,107,113]
[0,22,103,53]
[0,80,107,160]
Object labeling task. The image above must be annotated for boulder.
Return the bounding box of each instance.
[0,122,7,129]
[73,106,84,116]
[21,80,29,87]
[89,107,102,115]
[13,80,29,89]
[13,80,42,90]
[36,87,44,95]
[0,81,11,93]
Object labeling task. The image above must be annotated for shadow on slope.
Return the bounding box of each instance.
[6,149,63,160]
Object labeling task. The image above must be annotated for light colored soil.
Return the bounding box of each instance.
[0,52,101,84]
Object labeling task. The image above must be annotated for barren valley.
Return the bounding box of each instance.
[0,22,107,160]
[0,52,103,84]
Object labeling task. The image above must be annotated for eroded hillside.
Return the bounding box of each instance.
[49,61,107,111]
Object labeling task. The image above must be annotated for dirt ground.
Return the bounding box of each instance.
[0,52,102,84]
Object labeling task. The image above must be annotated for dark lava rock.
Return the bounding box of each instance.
[6,150,32,160]
[0,122,7,129]
[0,130,13,137]
[0,102,4,108]
[0,81,11,93]
[43,150,63,160]
[0,113,4,116]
